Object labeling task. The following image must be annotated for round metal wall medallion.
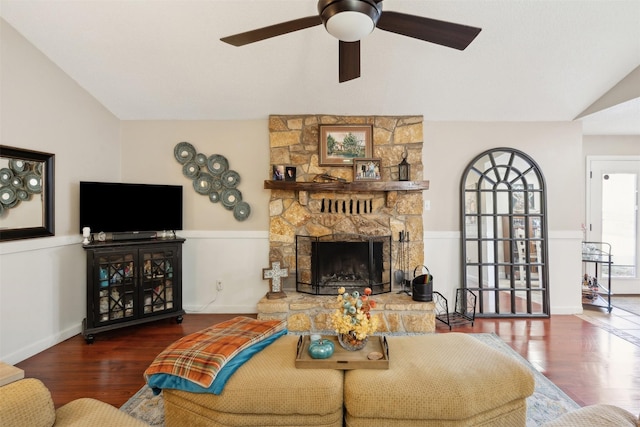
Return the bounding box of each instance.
[182,161,201,179]
[222,170,240,188]
[174,142,196,164]
[221,188,241,209]
[207,154,228,175]
[193,173,214,194]
[233,201,251,221]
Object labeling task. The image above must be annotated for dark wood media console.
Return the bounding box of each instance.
[82,237,185,343]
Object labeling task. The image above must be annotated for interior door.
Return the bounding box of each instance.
[587,157,639,286]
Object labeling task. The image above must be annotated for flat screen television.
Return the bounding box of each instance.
[79,181,183,234]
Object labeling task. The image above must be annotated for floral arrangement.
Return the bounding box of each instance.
[331,286,378,341]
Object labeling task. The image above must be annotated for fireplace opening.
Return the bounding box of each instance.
[296,234,391,295]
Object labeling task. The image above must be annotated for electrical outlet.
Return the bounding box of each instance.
[216,280,223,291]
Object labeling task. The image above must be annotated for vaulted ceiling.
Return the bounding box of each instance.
[2,0,639,135]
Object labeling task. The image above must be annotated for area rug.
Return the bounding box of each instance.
[120,333,579,426]
[577,312,640,348]
[611,295,640,317]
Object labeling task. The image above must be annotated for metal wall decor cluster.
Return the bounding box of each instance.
[174,142,250,221]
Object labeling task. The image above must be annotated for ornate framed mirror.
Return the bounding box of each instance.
[0,146,55,241]
[460,147,549,317]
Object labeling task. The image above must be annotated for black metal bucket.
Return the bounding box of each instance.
[412,265,433,302]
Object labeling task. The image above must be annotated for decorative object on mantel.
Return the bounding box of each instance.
[262,261,288,299]
[331,286,378,351]
[398,147,410,181]
[312,173,347,183]
[353,158,381,181]
[173,142,251,222]
[272,164,285,181]
[318,125,372,166]
[285,166,296,182]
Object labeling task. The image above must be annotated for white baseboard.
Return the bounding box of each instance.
[4,324,82,365]
[184,304,258,314]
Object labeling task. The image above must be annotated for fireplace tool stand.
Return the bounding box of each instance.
[397,231,412,295]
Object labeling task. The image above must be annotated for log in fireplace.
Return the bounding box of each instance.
[296,234,391,295]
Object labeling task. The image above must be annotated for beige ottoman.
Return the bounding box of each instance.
[344,333,535,426]
[163,335,344,427]
[542,404,639,426]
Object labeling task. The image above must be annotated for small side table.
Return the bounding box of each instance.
[0,362,25,387]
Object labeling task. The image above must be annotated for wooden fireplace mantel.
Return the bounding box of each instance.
[263,180,429,193]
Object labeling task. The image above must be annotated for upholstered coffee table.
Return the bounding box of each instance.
[344,333,535,426]
[163,335,344,427]
[163,333,534,427]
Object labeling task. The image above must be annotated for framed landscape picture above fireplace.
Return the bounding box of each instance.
[319,125,372,166]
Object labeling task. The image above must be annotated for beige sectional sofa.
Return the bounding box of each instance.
[543,404,639,427]
[0,378,147,427]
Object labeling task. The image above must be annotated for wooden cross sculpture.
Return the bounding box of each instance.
[262,261,288,299]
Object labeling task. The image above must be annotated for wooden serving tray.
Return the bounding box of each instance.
[295,335,389,369]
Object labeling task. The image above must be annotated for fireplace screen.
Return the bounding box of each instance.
[296,234,391,295]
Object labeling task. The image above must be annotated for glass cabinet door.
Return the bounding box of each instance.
[95,252,136,324]
[140,248,177,315]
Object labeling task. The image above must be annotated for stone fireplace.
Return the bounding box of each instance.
[259,114,435,334]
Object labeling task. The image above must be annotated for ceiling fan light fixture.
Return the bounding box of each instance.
[326,11,374,41]
[318,0,381,42]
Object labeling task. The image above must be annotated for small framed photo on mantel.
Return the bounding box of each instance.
[353,158,382,181]
[285,166,296,181]
[272,165,285,181]
[319,125,373,166]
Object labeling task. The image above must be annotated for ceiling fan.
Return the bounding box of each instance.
[220,0,481,83]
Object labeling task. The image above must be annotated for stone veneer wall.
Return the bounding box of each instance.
[267,114,426,291]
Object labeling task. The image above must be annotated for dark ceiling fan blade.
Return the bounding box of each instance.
[220,15,322,46]
[339,40,361,83]
[376,11,481,50]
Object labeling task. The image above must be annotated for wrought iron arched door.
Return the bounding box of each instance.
[461,148,549,317]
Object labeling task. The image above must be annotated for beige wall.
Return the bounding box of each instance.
[120,120,270,231]
[1,19,122,236]
[424,122,584,231]
[1,19,121,363]
[583,135,640,155]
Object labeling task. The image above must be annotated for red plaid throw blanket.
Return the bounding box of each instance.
[144,316,286,388]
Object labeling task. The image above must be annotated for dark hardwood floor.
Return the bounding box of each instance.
[15,312,640,415]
